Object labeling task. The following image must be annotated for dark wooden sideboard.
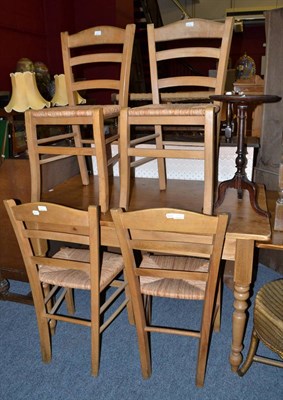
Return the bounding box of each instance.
[0,159,32,303]
[0,157,80,304]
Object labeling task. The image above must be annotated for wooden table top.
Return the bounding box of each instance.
[210,94,281,105]
[42,175,271,244]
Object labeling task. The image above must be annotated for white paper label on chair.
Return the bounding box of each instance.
[38,206,47,212]
[166,213,185,220]
[32,210,40,216]
[94,30,102,36]
[186,22,194,27]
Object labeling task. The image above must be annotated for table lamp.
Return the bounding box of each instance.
[4,71,50,113]
[51,74,86,106]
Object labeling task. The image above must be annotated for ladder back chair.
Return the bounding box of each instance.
[4,199,133,376]
[111,207,228,387]
[25,24,135,213]
[119,17,234,214]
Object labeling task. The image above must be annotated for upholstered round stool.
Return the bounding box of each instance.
[238,278,283,376]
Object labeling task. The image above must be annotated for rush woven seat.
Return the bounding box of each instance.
[139,254,209,299]
[126,103,220,117]
[238,279,283,376]
[38,248,124,291]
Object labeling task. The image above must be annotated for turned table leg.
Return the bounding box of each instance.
[231,283,251,370]
[230,239,254,371]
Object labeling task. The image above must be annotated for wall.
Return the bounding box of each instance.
[230,23,266,77]
[42,0,75,76]
[73,0,134,30]
[0,0,272,95]
[0,1,49,90]
[0,0,134,93]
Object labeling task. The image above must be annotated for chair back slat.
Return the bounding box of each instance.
[122,207,219,234]
[70,53,123,66]
[135,268,208,282]
[157,47,221,62]
[130,229,214,244]
[129,240,213,258]
[31,256,90,272]
[154,18,230,42]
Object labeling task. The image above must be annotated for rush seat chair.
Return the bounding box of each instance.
[118,17,233,214]
[111,206,228,386]
[25,24,135,213]
[5,199,134,375]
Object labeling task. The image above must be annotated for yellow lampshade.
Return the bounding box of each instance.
[4,71,50,113]
[51,74,86,106]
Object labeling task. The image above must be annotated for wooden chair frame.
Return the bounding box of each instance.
[119,104,217,214]
[111,207,228,386]
[4,199,133,376]
[119,17,234,214]
[25,24,135,213]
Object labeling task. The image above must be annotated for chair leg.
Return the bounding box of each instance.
[90,290,100,376]
[196,276,218,387]
[196,334,210,387]
[65,288,75,315]
[33,286,52,363]
[143,294,152,324]
[132,286,152,378]
[92,108,109,213]
[203,107,215,216]
[119,108,131,210]
[25,111,42,203]
[213,280,222,332]
[30,157,41,203]
[72,124,90,186]
[125,283,135,325]
[155,125,166,191]
[38,323,52,363]
[136,321,152,378]
[238,328,259,377]
[42,282,57,336]
[91,326,100,376]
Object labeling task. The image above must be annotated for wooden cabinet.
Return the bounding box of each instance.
[0,159,32,303]
[0,156,79,303]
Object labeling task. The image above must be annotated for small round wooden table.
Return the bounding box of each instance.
[210,94,281,217]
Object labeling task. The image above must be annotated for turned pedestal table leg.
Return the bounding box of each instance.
[215,103,270,217]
